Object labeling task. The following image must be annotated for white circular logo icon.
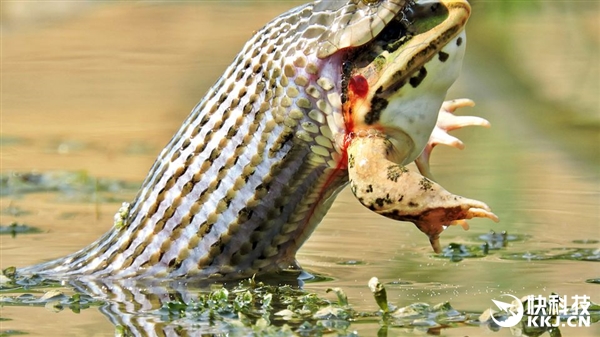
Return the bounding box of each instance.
[490,294,524,328]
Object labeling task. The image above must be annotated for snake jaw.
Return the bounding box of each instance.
[341,1,471,165]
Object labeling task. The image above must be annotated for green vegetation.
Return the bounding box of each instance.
[3,270,597,336]
[0,223,42,237]
[0,171,139,202]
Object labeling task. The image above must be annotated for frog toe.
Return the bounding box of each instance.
[438,98,491,131]
[416,98,491,179]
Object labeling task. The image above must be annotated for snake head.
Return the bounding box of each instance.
[340,1,498,252]
[340,0,471,164]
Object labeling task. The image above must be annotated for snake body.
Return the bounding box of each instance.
[21,0,497,280]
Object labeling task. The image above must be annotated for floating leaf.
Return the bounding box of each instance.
[502,248,600,262]
[0,223,42,237]
[436,242,488,261]
[368,277,389,313]
[325,287,348,307]
[572,239,599,244]
[0,171,139,202]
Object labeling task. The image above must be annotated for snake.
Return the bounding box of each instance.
[20,0,498,281]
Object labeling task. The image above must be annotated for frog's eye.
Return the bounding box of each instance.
[361,0,382,5]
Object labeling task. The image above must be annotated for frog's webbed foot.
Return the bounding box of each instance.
[347,133,498,253]
[415,99,491,181]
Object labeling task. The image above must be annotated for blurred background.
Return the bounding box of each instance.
[1,1,598,336]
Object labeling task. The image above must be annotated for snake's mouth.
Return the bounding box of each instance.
[346,1,452,69]
[342,0,471,162]
[343,0,470,101]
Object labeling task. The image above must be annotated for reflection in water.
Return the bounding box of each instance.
[5,271,593,336]
[1,1,598,336]
[73,279,243,335]
[69,277,451,336]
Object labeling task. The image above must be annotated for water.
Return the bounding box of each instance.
[1,1,598,336]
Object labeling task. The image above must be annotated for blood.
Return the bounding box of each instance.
[343,75,370,134]
[348,74,369,98]
[296,74,371,243]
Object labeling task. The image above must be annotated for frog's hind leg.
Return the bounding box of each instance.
[347,132,498,253]
[415,99,491,181]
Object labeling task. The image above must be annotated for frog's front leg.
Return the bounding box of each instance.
[415,99,491,181]
[347,132,498,253]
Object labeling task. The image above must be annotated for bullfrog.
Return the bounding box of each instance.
[20,0,498,281]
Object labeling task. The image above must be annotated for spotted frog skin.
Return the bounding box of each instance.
[20,0,497,281]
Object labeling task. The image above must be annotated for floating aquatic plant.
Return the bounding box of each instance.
[435,231,541,262]
[0,171,139,202]
[0,223,42,238]
[502,247,600,262]
[1,270,598,336]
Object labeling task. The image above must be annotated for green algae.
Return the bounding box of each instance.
[1,291,103,314]
[143,280,348,336]
[434,231,548,262]
[112,202,131,229]
[1,268,61,292]
[0,171,138,202]
[434,229,600,263]
[573,239,599,245]
[0,223,42,237]
[0,330,28,337]
[1,271,598,336]
[438,242,489,262]
[501,248,600,262]
[478,230,527,249]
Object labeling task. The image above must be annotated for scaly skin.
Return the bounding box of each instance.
[19,0,497,281]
